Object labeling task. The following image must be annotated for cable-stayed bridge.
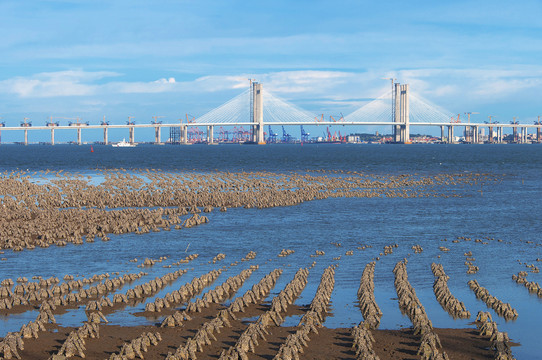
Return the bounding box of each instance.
[1,82,541,144]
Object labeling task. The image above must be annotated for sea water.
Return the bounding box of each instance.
[0,143,541,359]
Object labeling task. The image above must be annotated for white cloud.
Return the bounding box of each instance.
[0,70,119,98]
[1,67,542,121]
[388,67,542,107]
[155,77,176,84]
[192,76,248,92]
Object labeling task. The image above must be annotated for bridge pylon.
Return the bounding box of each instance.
[393,83,410,144]
[251,82,265,144]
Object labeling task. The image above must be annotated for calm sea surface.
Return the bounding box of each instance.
[0,144,541,359]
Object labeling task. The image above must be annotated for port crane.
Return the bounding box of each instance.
[188,127,203,143]
[219,127,228,142]
[338,131,347,143]
[325,127,333,142]
[267,125,278,143]
[300,125,310,142]
[281,126,292,143]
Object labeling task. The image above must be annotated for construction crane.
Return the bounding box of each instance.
[267,125,278,143]
[152,115,164,124]
[450,114,461,123]
[20,118,32,127]
[186,114,196,124]
[46,116,61,127]
[300,125,310,142]
[314,114,324,122]
[464,112,479,124]
[484,116,498,125]
[61,117,89,126]
[281,126,292,143]
[101,115,109,126]
[126,116,135,125]
[329,113,344,122]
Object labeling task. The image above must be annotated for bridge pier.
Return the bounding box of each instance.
[537,127,541,143]
[251,82,265,144]
[77,128,82,145]
[469,126,474,143]
[488,126,494,143]
[393,83,410,143]
[447,126,454,143]
[103,127,108,145]
[155,126,161,144]
[50,128,54,145]
[129,126,135,144]
[207,125,214,144]
[24,129,28,145]
[181,125,188,144]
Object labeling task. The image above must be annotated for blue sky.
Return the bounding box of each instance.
[1,0,541,140]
